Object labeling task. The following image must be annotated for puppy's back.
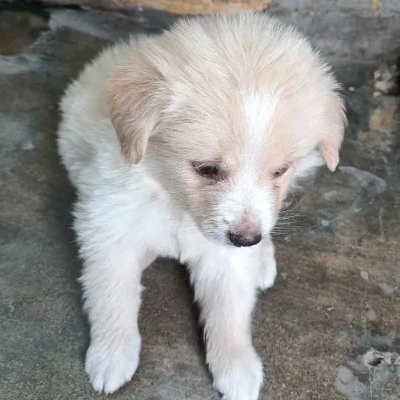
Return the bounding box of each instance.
[57,35,151,187]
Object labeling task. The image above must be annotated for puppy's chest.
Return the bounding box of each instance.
[175,225,210,262]
[150,219,206,261]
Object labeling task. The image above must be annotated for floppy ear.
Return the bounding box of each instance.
[108,55,163,164]
[318,93,347,172]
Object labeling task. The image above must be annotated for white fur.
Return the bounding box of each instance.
[57,13,346,400]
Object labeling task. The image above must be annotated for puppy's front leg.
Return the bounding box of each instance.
[257,236,277,291]
[189,253,262,400]
[75,203,154,394]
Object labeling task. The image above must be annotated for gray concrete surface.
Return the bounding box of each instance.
[0,5,399,400]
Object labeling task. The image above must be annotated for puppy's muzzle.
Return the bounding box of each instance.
[228,232,262,247]
[227,214,262,247]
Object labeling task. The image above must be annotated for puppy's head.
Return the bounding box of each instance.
[108,13,347,247]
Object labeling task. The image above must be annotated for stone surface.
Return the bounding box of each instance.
[0,5,399,400]
[0,10,48,55]
[335,347,400,400]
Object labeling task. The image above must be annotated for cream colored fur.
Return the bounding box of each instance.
[57,12,346,400]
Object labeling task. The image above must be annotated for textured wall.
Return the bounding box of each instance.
[32,0,272,14]
[25,0,399,61]
[29,0,400,15]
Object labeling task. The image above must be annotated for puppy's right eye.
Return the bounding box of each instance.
[192,162,220,179]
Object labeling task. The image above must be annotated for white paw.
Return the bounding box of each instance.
[211,348,263,400]
[85,334,141,394]
[257,256,277,291]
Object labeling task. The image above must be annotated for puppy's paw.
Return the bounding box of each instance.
[211,347,263,400]
[257,256,277,291]
[85,334,141,394]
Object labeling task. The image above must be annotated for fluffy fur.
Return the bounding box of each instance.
[57,12,346,400]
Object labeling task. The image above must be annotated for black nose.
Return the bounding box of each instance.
[228,232,262,247]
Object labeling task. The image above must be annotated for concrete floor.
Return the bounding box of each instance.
[0,6,399,400]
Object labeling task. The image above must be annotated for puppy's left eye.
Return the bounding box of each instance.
[272,166,289,179]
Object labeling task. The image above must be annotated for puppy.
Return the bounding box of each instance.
[58,12,346,400]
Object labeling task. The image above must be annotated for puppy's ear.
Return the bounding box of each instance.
[108,56,163,164]
[318,93,347,172]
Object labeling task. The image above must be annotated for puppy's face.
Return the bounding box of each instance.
[146,88,302,247]
[108,15,347,247]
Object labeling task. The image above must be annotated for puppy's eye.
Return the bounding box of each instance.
[192,162,220,179]
[272,166,289,179]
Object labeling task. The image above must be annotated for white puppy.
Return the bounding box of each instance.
[58,12,346,400]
